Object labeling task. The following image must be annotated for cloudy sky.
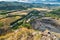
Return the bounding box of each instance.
[0,0,17,1]
[0,0,60,2]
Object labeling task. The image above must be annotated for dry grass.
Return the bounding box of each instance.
[0,27,42,40]
[0,16,21,29]
[0,27,60,40]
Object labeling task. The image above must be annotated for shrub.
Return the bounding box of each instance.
[0,22,3,27]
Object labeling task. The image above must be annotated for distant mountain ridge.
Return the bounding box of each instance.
[0,1,60,10]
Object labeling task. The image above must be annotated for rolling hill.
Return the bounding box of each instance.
[0,1,60,10]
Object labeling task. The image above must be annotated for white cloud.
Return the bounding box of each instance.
[0,0,59,3]
[0,0,36,2]
[19,0,37,2]
[19,0,28,2]
[0,0,17,1]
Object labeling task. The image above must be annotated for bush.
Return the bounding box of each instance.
[0,12,8,15]
[22,23,32,29]
[0,22,3,27]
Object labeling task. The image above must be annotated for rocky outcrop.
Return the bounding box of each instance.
[31,18,60,33]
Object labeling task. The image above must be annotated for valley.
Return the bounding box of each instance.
[0,1,60,40]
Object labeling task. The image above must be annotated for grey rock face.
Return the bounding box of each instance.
[31,18,60,33]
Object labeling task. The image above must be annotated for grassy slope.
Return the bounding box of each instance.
[0,27,60,40]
